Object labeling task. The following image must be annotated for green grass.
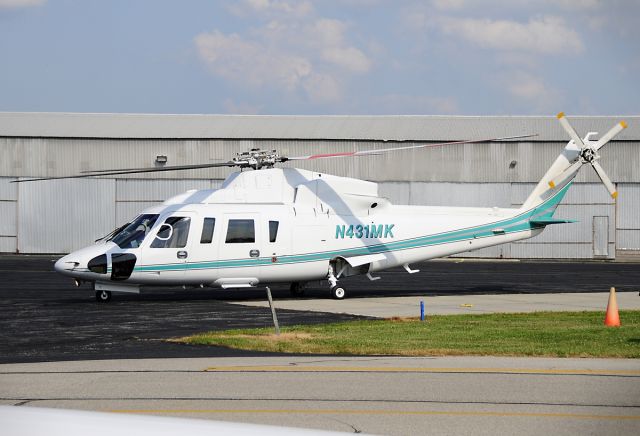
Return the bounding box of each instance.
[175,311,640,358]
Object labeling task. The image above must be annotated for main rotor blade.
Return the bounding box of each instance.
[80,161,236,174]
[13,161,237,183]
[556,112,586,150]
[548,159,583,189]
[593,120,627,151]
[283,134,538,161]
[591,160,618,199]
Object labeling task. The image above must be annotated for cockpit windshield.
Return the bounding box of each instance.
[110,214,159,249]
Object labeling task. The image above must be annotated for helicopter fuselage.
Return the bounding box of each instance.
[54,167,569,296]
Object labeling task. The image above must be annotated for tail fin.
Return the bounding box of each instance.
[522,113,626,211]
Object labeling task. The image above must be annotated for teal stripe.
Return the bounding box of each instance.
[134,183,571,273]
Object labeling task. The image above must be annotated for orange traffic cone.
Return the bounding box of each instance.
[604,287,621,327]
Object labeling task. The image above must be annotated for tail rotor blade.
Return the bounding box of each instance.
[548,159,583,189]
[557,112,586,150]
[591,160,618,199]
[593,120,627,151]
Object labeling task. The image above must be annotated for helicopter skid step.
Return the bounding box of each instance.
[94,281,140,294]
[214,278,260,289]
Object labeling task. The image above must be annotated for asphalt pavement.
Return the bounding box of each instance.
[1,356,639,435]
[1,255,639,364]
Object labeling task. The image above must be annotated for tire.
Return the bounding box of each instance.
[96,290,112,303]
[290,282,305,297]
[330,286,346,300]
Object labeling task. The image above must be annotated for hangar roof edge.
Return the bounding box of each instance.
[0,112,638,141]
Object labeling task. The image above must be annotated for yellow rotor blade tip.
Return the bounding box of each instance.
[556,112,565,119]
[612,191,618,199]
[620,120,628,129]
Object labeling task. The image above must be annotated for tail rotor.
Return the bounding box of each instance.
[549,113,627,199]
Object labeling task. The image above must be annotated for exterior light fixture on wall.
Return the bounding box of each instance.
[155,155,168,165]
[509,160,517,169]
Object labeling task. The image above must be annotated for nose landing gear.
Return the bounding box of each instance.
[96,290,112,303]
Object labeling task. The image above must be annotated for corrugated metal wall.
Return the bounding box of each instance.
[1,138,638,183]
[0,136,637,257]
[617,184,640,253]
[0,177,17,253]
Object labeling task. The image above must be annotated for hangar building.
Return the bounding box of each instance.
[0,112,638,259]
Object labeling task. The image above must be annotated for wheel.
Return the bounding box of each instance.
[330,286,346,300]
[96,290,112,303]
[290,282,305,297]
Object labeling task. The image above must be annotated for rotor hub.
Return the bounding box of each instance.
[233,149,282,170]
[580,147,597,164]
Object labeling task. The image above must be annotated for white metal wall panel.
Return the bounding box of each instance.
[378,182,410,205]
[510,183,614,207]
[408,183,512,207]
[18,179,116,253]
[116,179,220,201]
[617,230,640,250]
[0,177,18,200]
[455,244,512,258]
[617,184,640,229]
[2,113,637,143]
[115,201,162,226]
[0,236,16,253]
[524,205,615,243]
[0,202,17,236]
[510,242,605,259]
[3,137,638,183]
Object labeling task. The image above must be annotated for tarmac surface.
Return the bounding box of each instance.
[2,255,640,434]
[1,356,639,435]
[1,255,639,364]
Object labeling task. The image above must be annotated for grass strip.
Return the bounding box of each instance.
[175,311,640,358]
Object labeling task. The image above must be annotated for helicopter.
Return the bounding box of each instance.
[17,113,626,302]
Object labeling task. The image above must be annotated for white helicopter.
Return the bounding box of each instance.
[20,113,626,302]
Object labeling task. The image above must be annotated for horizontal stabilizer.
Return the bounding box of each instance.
[530,218,577,225]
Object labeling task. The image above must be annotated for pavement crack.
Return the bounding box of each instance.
[13,400,32,406]
[327,416,362,434]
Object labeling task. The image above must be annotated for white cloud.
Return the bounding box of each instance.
[195,8,372,104]
[194,30,312,91]
[504,70,561,111]
[438,16,584,55]
[376,94,459,114]
[0,0,45,8]
[230,0,313,18]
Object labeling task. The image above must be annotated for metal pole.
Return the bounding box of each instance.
[420,300,425,321]
[266,286,280,335]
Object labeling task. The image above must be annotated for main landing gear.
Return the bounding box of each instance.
[327,264,346,300]
[95,290,112,303]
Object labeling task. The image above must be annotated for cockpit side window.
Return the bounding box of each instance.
[151,216,191,248]
[110,214,159,249]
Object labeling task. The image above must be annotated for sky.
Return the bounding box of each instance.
[0,0,638,115]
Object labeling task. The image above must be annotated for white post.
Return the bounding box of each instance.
[266,286,280,336]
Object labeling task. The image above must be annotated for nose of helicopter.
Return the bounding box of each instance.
[54,253,82,277]
[54,242,117,278]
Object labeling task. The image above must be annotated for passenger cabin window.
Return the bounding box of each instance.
[151,216,191,248]
[225,219,255,243]
[200,218,216,244]
[269,220,279,243]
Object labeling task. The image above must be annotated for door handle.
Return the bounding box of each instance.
[177,250,188,259]
[249,249,260,258]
